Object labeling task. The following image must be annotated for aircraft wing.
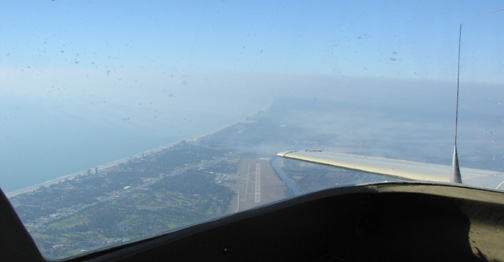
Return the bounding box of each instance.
[277,150,504,190]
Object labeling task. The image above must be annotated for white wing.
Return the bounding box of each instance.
[277,150,504,190]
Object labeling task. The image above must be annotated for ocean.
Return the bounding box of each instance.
[0,77,272,193]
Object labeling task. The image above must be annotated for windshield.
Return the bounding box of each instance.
[1,1,503,259]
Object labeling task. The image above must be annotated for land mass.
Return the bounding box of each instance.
[8,95,465,259]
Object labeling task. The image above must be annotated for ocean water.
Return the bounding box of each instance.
[0,72,272,193]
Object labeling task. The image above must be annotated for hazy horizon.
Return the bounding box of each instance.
[2,75,503,193]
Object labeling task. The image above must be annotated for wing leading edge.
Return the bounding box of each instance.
[277,150,504,190]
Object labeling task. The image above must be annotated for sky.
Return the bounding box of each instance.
[1,0,504,192]
[1,0,503,81]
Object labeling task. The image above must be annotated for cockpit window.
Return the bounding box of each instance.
[1,1,503,259]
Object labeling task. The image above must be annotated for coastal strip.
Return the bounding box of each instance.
[7,95,274,198]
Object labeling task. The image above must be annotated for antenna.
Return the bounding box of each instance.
[451,24,463,184]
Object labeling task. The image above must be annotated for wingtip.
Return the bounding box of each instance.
[277,151,297,157]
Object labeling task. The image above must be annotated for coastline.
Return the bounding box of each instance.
[7,95,274,198]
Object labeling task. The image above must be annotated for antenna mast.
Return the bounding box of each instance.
[451,24,463,184]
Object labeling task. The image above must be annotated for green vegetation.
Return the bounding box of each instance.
[28,169,234,258]
[10,141,236,259]
[10,97,384,259]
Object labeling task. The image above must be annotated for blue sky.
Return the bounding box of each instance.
[1,0,503,82]
[1,1,504,192]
